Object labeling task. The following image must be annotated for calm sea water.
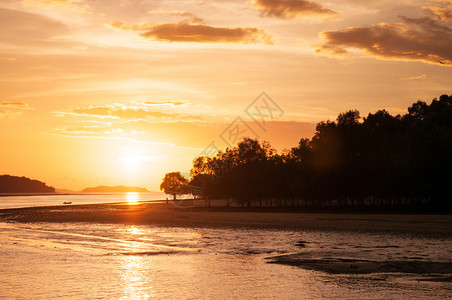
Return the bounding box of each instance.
[0,221,451,299]
[0,193,168,210]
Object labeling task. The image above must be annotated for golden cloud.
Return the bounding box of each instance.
[49,124,145,139]
[314,43,347,58]
[253,0,338,19]
[0,110,20,119]
[109,21,273,44]
[21,0,88,13]
[0,102,32,118]
[0,101,31,110]
[47,119,315,151]
[0,8,68,48]
[149,10,205,24]
[401,74,427,80]
[316,15,452,66]
[55,103,203,122]
[423,1,452,21]
[56,103,178,120]
[144,101,187,106]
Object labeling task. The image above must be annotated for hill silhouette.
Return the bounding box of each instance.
[0,175,55,193]
[82,185,150,193]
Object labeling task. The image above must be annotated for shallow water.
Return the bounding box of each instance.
[0,193,167,209]
[1,222,451,299]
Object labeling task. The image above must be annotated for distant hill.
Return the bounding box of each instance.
[55,188,78,194]
[82,185,150,193]
[0,175,55,193]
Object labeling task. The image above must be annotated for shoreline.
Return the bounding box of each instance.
[0,192,162,197]
[1,201,451,234]
[2,201,451,282]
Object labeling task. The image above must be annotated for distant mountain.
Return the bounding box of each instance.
[55,188,78,194]
[0,175,55,193]
[82,185,150,193]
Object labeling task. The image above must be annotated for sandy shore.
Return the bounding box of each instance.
[1,201,451,280]
[0,201,451,234]
[267,254,452,279]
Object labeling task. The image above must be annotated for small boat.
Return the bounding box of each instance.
[63,202,72,204]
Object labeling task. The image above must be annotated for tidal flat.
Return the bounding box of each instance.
[0,203,451,298]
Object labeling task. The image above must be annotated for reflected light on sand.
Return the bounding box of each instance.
[120,255,153,299]
[128,226,145,236]
[126,192,140,205]
[120,225,154,298]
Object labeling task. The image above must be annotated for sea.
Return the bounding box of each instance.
[0,194,451,299]
[0,192,168,210]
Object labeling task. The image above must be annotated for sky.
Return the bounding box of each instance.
[1,0,451,191]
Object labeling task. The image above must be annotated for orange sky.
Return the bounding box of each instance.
[1,0,451,191]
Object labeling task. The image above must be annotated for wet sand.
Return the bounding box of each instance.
[0,201,451,234]
[267,254,452,279]
[1,201,451,281]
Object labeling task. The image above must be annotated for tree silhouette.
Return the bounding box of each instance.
[176,94,452,211]
[160,172,189,201]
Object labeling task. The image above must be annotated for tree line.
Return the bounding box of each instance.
[161,94,452,212]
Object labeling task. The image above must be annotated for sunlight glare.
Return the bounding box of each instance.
[128,226,145,236]
[126,192,140,205]
[119,145,151,173]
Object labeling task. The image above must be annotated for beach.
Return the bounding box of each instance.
[1,201,451,298]
[1,201,451,234]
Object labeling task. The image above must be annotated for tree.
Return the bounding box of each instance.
[189,174,216,206]
[181,94,452,211]
[160,172,189,202]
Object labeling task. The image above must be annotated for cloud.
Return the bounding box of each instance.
[108,21,273,44]
[314,43,348,58]
[401,74,427,80]
[252,0,338,19]
[0,110,21,119]
[56,103,178,120]
[48,124,145,139]
[0,102,32,118]
[55,103,203,122]
[316,14,452,66]
[21,0,89,13]
[0,8,68,49]
[47,118,315,151]
[423,1,452,22]
[0,102,32,110]
[144,101,187,106]
[149,10,205,24]
[170,12,205,24]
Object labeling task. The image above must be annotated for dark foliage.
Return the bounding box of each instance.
[160,171,190,200]
[182,95,452,211]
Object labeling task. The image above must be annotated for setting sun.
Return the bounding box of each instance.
[1,0,450,192]
[0,0,451,299]
[119,146,148,171]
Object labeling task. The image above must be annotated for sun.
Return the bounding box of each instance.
[119,145,149,172]
[120,155,143,170]
[115,143,163,187]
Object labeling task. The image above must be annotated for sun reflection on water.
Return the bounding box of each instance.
[126,192,140,205]
[120,256,153,299]
[120,225,154,299]
[128,226,145,236]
